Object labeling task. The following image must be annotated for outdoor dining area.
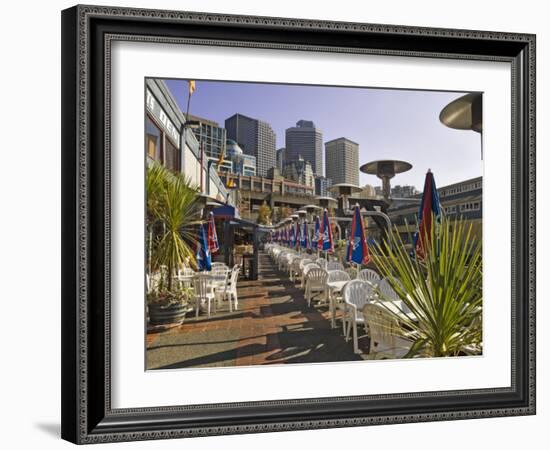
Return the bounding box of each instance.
[265,202,417,358]
[265,169,483,360]
[146,163,483,368]
[147,210,242,322]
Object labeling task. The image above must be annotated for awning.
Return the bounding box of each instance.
[211,204,238,219]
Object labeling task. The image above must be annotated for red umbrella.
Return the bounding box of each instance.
[207,211,219,254]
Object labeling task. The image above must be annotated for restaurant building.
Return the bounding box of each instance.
[145,79,230,203]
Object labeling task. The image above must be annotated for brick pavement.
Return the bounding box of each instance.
[146,251,369,369]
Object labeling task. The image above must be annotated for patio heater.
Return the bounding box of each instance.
[329,183,362,214]
[313,195,343,242]
[439,92,483,158]
[359,160,412,204]
[303,204,322,223]
[315,195,337,210]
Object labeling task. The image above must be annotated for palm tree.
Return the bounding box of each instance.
[371,215,482,357]
[146,162,201,292]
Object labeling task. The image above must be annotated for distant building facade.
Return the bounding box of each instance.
[314,175,333,197]
[285,120,323,176]
[225,113,276,177]
[282,156,314,188]
[324,137,359,185]
[375,184,419,198]
[387,176,482,245]
[222,139,256,177]
[185,114,227,162]
[392,185,419,198]
[353,184,377,199]
[276,147,285,172]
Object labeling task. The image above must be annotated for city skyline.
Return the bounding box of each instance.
[163,78,483,189]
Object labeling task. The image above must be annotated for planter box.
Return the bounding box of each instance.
[148,303,187,325]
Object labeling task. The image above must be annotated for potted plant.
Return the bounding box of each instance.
[146,162,201,325]
[371,215,482,358]
[147,282,193,326]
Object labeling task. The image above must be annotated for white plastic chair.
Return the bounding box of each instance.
[304,268,328,306]
[343,280,376,353]
[212,266,230,297]
[178,267,195,277]
[325,270,351,328]
[221,266,240,312]
[289,257,302,281]
[192,274,216,318]
[326,261,344,272]
[301,263,320,289]
[315,258,327,270]
[358,268,381,286]
[276,251,288,270]
[175,267,196,289]
[362,303,413,359]
[377,278,400,301]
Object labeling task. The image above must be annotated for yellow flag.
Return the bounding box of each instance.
[188,80,196,95]
[217,148,225,167]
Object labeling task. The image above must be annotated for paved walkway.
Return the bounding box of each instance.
[146,251,370,369]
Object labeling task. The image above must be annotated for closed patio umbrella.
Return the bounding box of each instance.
[414,169,441,259]
[196,224,212,271]
[321,209,334,253]
[347,204,370,266]
[311,215,320,251]
[207,211,219,254]
[300,220,310,249]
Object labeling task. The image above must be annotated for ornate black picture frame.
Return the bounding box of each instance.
[61,4,536,444]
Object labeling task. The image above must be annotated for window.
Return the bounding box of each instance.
[164,138,180,172]
[146,113,182,172]
[459,202,481,212]
[146,116,162,162]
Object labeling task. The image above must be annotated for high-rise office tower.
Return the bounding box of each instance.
[324,137,359,185]
[285,120,323,176]
[225,113,276,177]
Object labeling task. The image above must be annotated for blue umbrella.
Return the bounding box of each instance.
[196,224,211,271]
[346,205,370,265]
[300,221,309,249]
[311,215,320,250]
[289,224,296,248]
[321,209,334,253]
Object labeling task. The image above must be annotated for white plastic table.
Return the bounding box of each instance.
[326,280,348,328]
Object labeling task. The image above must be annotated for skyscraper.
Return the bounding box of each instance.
[225,113,276,177]
[325,137,359,185]
[285,120,323,176]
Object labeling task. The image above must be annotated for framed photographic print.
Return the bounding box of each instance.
[61,4,536,444]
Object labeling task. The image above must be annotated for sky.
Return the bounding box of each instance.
[163,78,482,190]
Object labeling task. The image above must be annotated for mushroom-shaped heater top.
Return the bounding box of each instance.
[439,93,482,133]
[360,160,412,201]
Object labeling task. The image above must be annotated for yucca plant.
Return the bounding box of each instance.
[146,162,202,295]
[371,215,482,358]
